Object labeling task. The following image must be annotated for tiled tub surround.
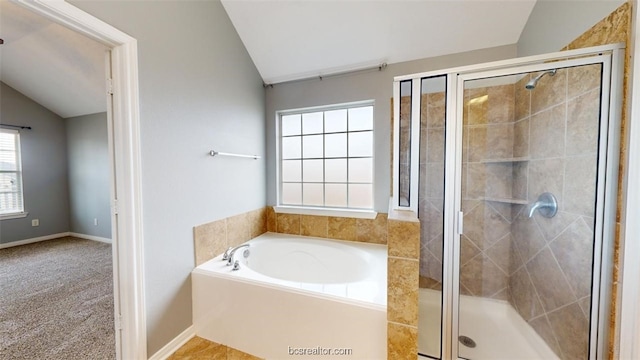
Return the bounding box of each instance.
[194,208,420,359]
[192,233,387,359]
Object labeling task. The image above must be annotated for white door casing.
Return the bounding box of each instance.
[11,1,147,359]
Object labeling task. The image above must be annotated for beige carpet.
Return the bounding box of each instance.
[0,237,115,359]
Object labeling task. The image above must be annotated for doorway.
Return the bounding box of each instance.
[8,1,146,359]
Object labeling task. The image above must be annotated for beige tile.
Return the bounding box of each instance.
[420,248,442,284]
[227,347,263,360]
[513,118,530,158]
[194,219,227,266]
[514,75,531,121]
[485,233,511,274]
[388,220,420,259]
[168,336,226,360]
[466,88,488,125]
[266,206,276,232]
[427,92,446,128]
[531,68,567,114]
[388,257,419,325]
[247,207,267,239]
[427,128,445,163]
[547,303,590,360]
[549,218,594,299]
[459,253,508,297]
[424,235,443,263]
[419,200,443,243]
[527,247,577,312]
[568,63,602,99]
[424,163,445,199]
[484,163,515,199]
[419,275,442,290]
[578,296,591,319]
[460,235,481,267]
[511,213,547,263]
[487,84,515,124]
[387,322,417,359]
[300,215,328,238]
[356,213,388,244]
[566,89,600,156]
[468,124,514,162]
[327,216,356,241]
[564,155,597,217]
[491,287,510,301]
[226,212,251,248]
[463,202,510,250]
[529,316,563,359]
[533,210,579,243]
[529,105,566,159]
[527,158,564,205]
[509,266,545,321]
[567,2,630,50]
[276,213,300,235]
[512,163,529,206]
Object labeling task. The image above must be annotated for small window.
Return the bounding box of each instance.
[278,102,374,210]
[0,129,25,216]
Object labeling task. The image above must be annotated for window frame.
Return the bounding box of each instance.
[0,129,27,219]
[275,100,377,219]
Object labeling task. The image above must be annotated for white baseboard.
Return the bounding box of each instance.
[148,326,195,360]
[0,232,71,249]
[69,232,112,244]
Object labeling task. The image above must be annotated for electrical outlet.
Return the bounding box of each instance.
[31,219,39,227]
[94,218,98,226]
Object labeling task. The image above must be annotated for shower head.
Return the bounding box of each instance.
[525,69,557,90]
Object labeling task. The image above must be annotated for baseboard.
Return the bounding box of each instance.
[0,232,71,249]
[69,232,112,244]
[148,326,195,360]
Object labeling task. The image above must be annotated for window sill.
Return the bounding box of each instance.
[0,212,29,220]
[274,206,377,219]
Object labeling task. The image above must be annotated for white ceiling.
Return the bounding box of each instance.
[0,1,107,119]
[0,1,537,118]
[221,0,537,85]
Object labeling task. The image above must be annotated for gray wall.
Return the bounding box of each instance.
[266,45,517,212]
[517,0,625,56]
[0,82,71,244]
[67,0,266,354]
[66,112,111,239]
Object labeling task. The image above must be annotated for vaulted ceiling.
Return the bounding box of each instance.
[221,0,537,84]
[0,0,107,119]
[0,1,538,118]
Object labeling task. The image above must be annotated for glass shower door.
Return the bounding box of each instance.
[457,63,604,360]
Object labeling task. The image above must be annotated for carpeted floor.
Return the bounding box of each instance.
[0,237,115,360]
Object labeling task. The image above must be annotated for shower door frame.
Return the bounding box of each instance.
[394,42,624,360]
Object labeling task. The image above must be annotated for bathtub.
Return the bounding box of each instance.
[192,232,387,359]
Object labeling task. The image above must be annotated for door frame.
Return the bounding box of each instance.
[13,1,147,359]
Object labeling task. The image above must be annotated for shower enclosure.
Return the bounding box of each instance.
[392,43,623,359]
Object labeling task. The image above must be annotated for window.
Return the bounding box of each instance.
[278,102,374,211]
[0,129,25,216]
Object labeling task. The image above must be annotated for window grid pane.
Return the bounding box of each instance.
[280,104,373,210]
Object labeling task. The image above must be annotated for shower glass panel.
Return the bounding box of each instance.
[398,80,412,207]
[458,63,603,360]
[418,75,447,359]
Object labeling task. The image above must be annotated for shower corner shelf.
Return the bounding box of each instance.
[480,197,528,205]
[479,157,530,163]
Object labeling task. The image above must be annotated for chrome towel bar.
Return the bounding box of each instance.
[209,150,260,160]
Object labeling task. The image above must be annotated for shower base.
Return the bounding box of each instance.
[418,289,559,360]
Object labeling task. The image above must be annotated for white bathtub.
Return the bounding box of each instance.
[192,232,387,359]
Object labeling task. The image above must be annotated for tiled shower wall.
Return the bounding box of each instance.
[417,70,603,359]
[507,65,602,360]
[418,92,446,290]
